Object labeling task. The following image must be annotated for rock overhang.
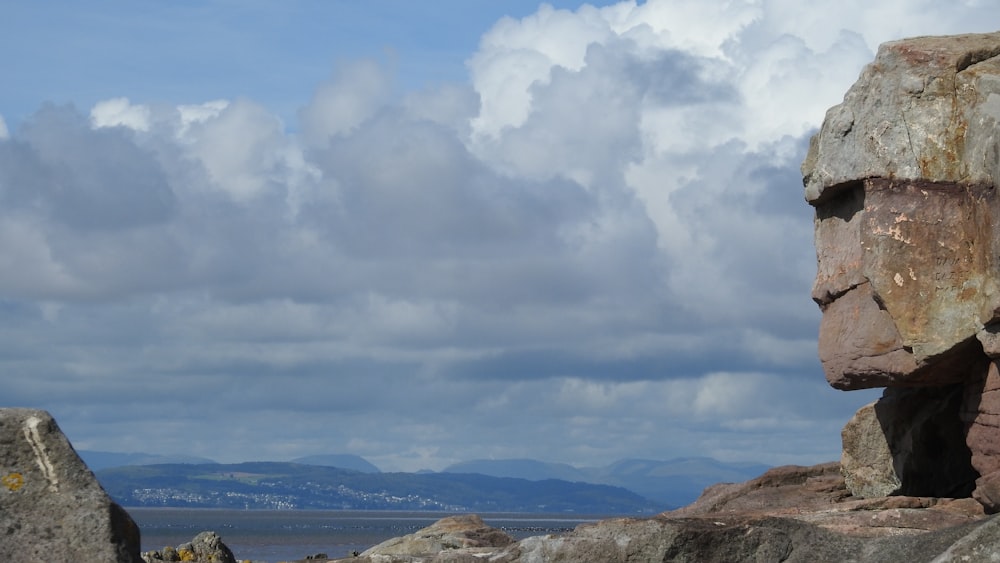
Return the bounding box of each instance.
[804,31,1000,204]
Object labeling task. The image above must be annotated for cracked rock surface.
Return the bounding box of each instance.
[806,32,1000,511]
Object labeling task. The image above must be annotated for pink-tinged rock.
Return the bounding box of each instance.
[962,361,1000,511]
[859,180,1000,362]
[806,32,1000,512]
[973,471,1000,514]
[817,281,918,389]
[813,179,999,390]
[807,32,1000,391]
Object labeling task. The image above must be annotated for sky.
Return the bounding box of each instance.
[1,0,996,474]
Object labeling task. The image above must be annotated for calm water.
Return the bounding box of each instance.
[129,508,611,562]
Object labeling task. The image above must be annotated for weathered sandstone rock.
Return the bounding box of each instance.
[807,31,1000,509]
[962,361,1000,511]
[806,32,1000,388]
[0,408,142,563]
[812,180,996,389]
[334,463,999,563]
[141,531,237,563]
[841,401,902,498]
[803,31,1000,203]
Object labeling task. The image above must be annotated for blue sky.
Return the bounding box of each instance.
[1,0,996,473]
[2,1,583,128]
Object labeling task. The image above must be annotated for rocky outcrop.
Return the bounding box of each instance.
[806,31,1000,510]
[331,463,998,562]
[141,531,237,563]
[805,31,1000,388]
[803,31,1000,205]
[0,408,142,563]
[359,514,514,559]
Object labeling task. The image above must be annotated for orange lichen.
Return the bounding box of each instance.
[2,473,25,492]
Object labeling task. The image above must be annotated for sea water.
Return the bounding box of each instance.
[129,508,610,562]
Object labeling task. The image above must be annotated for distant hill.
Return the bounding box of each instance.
[443,459,588,482]
[96,462,659,514]
[83,449,767,510]
[79,450,217,471]
[443,457,770,508]
[290,454,380,473]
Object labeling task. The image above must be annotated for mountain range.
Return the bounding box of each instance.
[95,461,660,514]
[441,457,770,507]
[82,450,769,508]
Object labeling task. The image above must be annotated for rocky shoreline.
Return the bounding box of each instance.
[2,407,1000,562]
[317,462,999,562]
[135,462,1000,562]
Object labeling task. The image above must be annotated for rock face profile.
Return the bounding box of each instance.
[0,408,142,563]
[804,31,1000,511]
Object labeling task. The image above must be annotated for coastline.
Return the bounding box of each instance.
[130,507,611,562]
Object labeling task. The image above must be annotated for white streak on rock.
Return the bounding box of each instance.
[23,416,58,492]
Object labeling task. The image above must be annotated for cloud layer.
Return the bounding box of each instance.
[2,0,996,471]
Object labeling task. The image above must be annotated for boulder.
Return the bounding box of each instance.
[930,514,1000,562]
[141,531,237,563]
[360,514,514,558]
[841,388,977,499]
[0,408,142,563]
[806,31,1000,508]
[841,401,902,498]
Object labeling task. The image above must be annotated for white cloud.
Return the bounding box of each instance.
[733,30,873,148]
[0,217,79,297]
[0,0,992,471]
[299,59,393,146]
[90,97,151,131]
[469,4,617,137]
[181,98,303,202]
[176,99,229,138]
[609,0,761,58]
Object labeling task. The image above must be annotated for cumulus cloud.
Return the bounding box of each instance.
[4,0,995,471]
[299,59,394,146]
[90,98,152,131]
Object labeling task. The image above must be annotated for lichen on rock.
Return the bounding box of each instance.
[0,408,142,563]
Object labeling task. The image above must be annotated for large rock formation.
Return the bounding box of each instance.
[805,31,1000,509]
[0,408,142,563]
[331,463,999,562]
